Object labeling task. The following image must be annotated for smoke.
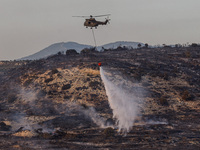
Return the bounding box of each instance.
[82,107,106,128]
[11,113,36,131]
[5,82,109,133]
[20,88,37,104]
[100,67,144,133]
[17,87,107,130]
[62,102,107,128]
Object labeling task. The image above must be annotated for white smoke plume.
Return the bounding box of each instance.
[100,67,144,133]
[83,107,106,128]
[8,82,111,133]
[19,88,37,104]
[63,102,107,128]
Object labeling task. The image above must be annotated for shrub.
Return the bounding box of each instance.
[23,78,33,87]
[185,51,191,58]
[66,49,78,55]
[51,68,59,74]
[181,90,193,101]
[45,78,54,83]
[103,127,115,137]
[62,84,71,90]
[81,103,88,109]
[7,94,17,103]
[159,96,169,106]
[89,81,100,89]
[0,122,11,131]
[190,43,198,47]
[80,47,96,54]
[57,51,62,55]
[159,72,169,80]
[133,73,142,81]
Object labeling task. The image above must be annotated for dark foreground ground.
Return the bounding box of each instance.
[0,46,200,149]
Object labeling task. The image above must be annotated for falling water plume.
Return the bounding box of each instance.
[100,67,144,133]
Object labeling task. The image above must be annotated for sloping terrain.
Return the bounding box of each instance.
[19,41,143,60]
[20,42,92,60]
[0,47,200,149]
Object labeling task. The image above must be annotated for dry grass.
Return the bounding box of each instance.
[81,68,100,76]
[13,130,37,137]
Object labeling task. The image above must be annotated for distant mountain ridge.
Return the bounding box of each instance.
[98,41,144,50]
[20,41,144,60]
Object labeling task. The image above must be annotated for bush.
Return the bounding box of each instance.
[103,127,115,137]
[62,84,71,90]
[80,47,96,54]
[181,90,193,101]
[137,43,141,48]
[57,51,62,55]
[51,68,59,74]
[190,43,199,47]
[45,78,54,83]
[89,81,100,89]
[23,78,33,87]
[7,94,17,103]
[159,72,169,80]
[185,51,191,58]
[159,96,169,106]
[66,49,78,55]
[0,122,11,131]
[133,73,142,81]
[81,103,88,109]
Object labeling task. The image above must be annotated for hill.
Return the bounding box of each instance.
[99,41,144,50]
[20,42,92,60]
[20,41,144,60]
[0,46,200,149]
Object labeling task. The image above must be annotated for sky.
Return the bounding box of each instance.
[0,0,200,60]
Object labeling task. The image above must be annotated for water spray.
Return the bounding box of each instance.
[100,66,143,133]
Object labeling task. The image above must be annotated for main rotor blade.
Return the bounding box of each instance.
[72,16,89,18]
[93,14,111,17]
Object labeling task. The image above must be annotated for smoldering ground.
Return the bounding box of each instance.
[1,71,167,136]
[2,86,109,133]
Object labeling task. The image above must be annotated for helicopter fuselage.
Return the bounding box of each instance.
[84,18,108,28]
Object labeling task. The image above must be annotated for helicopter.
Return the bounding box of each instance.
[73,14,111,29]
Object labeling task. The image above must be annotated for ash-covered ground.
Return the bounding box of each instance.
[0,46,200,149]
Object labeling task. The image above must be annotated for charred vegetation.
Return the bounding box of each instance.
[0,46,199,149]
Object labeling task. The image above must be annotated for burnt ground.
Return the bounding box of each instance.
[0,47,200,149]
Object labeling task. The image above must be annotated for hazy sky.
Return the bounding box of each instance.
[0,0,200,60]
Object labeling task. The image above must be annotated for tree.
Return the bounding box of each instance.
[66,49,78,55]
[190,43,198,47]
[145,43,149,48]
[80,47,96,54]
[137,43,141,48]
[57,51,62,55]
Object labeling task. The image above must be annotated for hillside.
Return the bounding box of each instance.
[20,42,92,60]
[0,46,200,149]
[19,41,143,60]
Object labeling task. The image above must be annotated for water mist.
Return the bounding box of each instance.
[100,67,144,132]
